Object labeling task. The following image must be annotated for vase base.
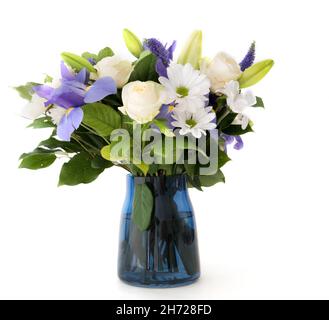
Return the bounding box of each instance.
[118,272,200,288]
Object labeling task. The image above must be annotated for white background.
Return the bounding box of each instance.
[0,0,328,300]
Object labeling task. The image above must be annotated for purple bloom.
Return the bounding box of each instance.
[239,41,256,71]
[221,134,244,151]
[156,104,176,129]
[143,38,176,77]
[33,62,117,141]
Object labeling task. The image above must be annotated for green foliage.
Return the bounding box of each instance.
[61,52,96,72]
[152,119,175,137]
[199,169,225,187]
[27,117,55,129]
[58,153,104,186]
[218,150,230,168]
[39,136,82,153]
[253,96,265,108]
[132,183,154,231]
[20,151,56,170]
[222,123,253,136]
[239,59,274,88]
[123,28,143,58]
[128,51,158,82]
[218,113,237,129]
[82,52,99,62]
[91,155,113,169]
[98,47,114,60]
[14,82,39,101]
[82,103,121,137]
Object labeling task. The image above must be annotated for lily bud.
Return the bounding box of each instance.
[122,29,143,58]
[177,30,202,69]
[239,59,274,88]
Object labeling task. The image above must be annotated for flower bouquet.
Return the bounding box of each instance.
[16,29,273,287]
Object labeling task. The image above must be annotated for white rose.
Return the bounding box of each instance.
[119,81,167,124]
[94,55,133,88]
[201,52,242,93]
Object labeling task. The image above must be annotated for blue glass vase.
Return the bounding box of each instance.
[118,174,200,288]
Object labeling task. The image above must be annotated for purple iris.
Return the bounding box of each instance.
[221,134,244,151]
[33,62,117,141]
[143,38,176,77]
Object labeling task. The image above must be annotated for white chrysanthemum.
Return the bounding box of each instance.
[171,107,216,138]
[159,63,210,113]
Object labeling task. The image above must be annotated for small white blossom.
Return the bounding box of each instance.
[217,80,256,113]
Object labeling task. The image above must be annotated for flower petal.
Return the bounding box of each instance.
[61,61,75,81]
[84,77,117,103]
[56,107,83,141]
[33,85,55,100]
[75,68,89,84]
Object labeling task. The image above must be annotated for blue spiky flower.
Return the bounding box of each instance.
[143,38,176,77]
[239,41,256,71]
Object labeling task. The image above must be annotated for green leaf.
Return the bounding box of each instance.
[153,119,175,137]
[14,82,39,101]
[98,47,114,60]
[239,59,274,88]
[187,175,203,191]
[82,103,121,137]
[199,169,225,187]
[39,137,81,153]
[27,117,55,129]
[61,52,96,72]
[128,51,158,82]
[123,28,143,58]
[177,30,202,69]
[91,156,113,169]
[58,153,104,186]
[253,96,265,108]
[44,75,53,83]
[100,145,111,161]
[219,113,237,129]
[132,183,154,231]
[218,150,231,168]
[135,163,149,176]
[19,153,56,170]
[82,52,98,62]
[222,124,253,136]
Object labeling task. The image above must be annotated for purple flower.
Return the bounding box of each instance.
[143,38,176,77]
[239,41,256,71]
[156,104,176,129]
[221,134,244,151]
[33,62,117,141]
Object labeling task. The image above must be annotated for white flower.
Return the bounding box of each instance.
[217,80,256,113]
[233,113,249,130]
[46,105,66,125]
[159,63,210,113]
[21,93,46,120]
[93,55,134,88]
[118,81,168,124]
[171,107,216,138]
[200,52,242,93]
